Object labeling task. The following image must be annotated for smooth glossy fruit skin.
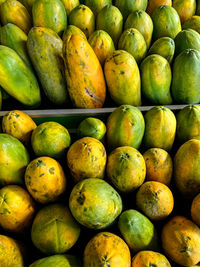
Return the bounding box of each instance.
[182,16,200,34]
[143,106,176,152]
[84,0,111,16]
[176,105,200,144]
[61,0,79,16]
[107,105,145,150]
[162,216,200,266]
[140,54,172,105]
[172,49,200,104]
[174,139,200,197]
[83,232,131,267]
[173,0,196,24]
[88,30,115,66]
[96,5,123,46]
[31,121,71,159]
[104,50,141,106]
[146,0,172,16]
[151,5,181,40]
[118,209,158,252]
[27,27,69,106]
[68,4,95,38]
[62,25,86,44]
[31,203,80,255]
[124,10,153,49]
[118,28,147,64]
[0,45,41,107]
[0,0,32,34]
[63,34,106,108]
[25,157,67,204]
[69,178,122,229]
[131,251,171,267]
[32,0,67,35]
[147,37,175,63]
[0,235,24,267]
[67,137,106,182]
[107,146,146,193]
[0,134,30,186]
[2,110,37,144]
[191,193,200,227]
[0,185,35,233]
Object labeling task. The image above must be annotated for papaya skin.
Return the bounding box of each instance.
[131,251,171,267]
[173,0,196,24]
[146,0,172,16]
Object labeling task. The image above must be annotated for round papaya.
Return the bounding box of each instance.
[146,0,172,16]
[173,0,196,24]
[182,15,200,34]
[131,251,171,267]
[84,0,111,16]
[191,193,200,227]
[62,25,86,43]
[69,178,122,229]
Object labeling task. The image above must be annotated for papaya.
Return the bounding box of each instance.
[0,0,32,34]
[104,50,141,106]
[27,27,69,106]
[176,105,200,144]
[124,10,153,49]
[0,45,41,107]
[62,25,86,44]
[96,5,123,46]
[171,49,200,104]
[151,5,181,40]
[107,146,146,193]
[69,178,122,229]
[0,23,33,70]
[131,251,171,267]
[67,137,106,182]
[31,203,80,254]
[25,157,67,204]
[2,110,37,144]
[142,106,176,152]
[32,0,67,35]
[83,232,131,267]
[115,0,148,20]
[147,37,175,63]
[63,34,106,108]
[0,185,35,233]
[88,30,115,66]
[118,209,158,252]
[182,16,200,34]
[107,105,145,150]
[191,193,200,227]
[140,54,172,105]
[162,216,200,266]
[61,0,79,16]
[0,134,30,186]
[146,0,172,16]
[173,0,196,24]
[84,0,111,16]
[118,28,147,64]
[174,139,200,197]
[68,4,95,38]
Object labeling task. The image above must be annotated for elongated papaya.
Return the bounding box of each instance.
[27,27,69,106]
[63,34,106,108]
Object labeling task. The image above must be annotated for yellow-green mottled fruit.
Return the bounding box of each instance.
[62,25,86,43]
[182,16,200,34]
[173,0,196,24]
[132,251,171,267]
[61,0,79,16]
[85,0,111,16]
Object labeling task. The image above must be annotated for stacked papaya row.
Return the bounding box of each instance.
[1,0,200,108]
[0,104,200,266]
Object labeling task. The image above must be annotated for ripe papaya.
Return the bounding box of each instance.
[146,0,172,16]
[61,0,79,16]
[173,0,196,24]
[132,251,171,267]
[62,25,86,44]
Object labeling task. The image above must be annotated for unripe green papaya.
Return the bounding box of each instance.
[182,16,200,34]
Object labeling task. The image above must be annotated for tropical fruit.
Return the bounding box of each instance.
[69,178,122,229]
[162,216,200,266]
[61,0,79,16]
[25,157,67,204]
[27,27,69,106]
[62,25,86,43]
[142,106,176,152]
[118,209,158,252]
[84,0,111,16]
[173,0,196,24]
[118,28,147,64]
[31,121,71,159]
[31,203,80,254]
[140,54,172,105]
[104,50,141,106]
[63,34,106,108]
[2,110,37,144]
[136,181,174,220]
[151,5,181,40]
[182,16,200,34]
[107,146,146,193]
[68,4,95,38]
[88,30,115,65]
[131,251,171,267]
[107,105,145,150]
[0,185,35,233]
[143,148,173,186]
[0,133,30,186]
[32,0,67,35]
[146,0,172,15]
[174,139,200,197]
[83,232,131,267]
[67,137,106,182]
[171,49,200,104]
[191,193,200,227]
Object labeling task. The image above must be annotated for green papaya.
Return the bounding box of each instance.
[18,0,35,13]
[61,0,79,16]
[84,0,112,16]
[182,16,200,34]
[173,0,196,24]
